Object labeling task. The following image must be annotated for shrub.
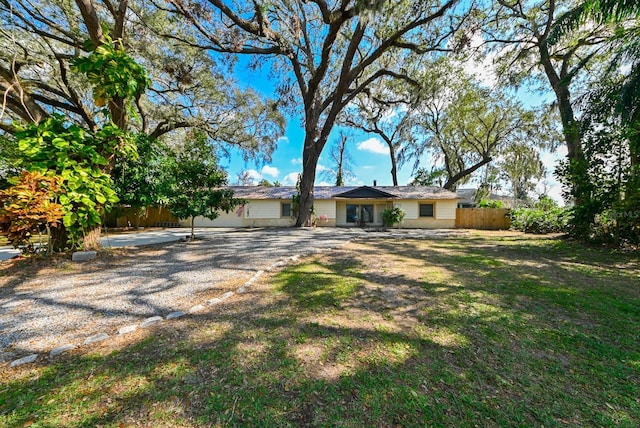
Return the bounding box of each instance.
[0,171,64,254]
[509,207,571,234]
[478,199,505,208]
[382,207,405,227]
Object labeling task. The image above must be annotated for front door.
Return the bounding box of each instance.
[346,204,374,225]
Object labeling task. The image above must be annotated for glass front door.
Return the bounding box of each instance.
[346,204,374,225]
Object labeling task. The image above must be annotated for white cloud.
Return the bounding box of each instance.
[291,158,303,165]
[316,163,330,172]
[245,169,262,180]
[458,32,499,87]
[317,181,333,186]
[282,172,300,186]
[357,138,388,155]
[277,136,290,144]
[261,165,280,177]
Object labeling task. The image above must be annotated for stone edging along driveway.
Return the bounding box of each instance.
[7,254,295,368]
[1,228,467,369]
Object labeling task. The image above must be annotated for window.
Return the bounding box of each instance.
[346,204,374,224]
[346,204,358,223]
[281,202,292,217]
[419,203,434,217]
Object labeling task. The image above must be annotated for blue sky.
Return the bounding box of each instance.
[220,59,418,188]
[220,56,566,203]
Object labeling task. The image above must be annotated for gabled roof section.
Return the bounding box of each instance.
[332,186,398,199]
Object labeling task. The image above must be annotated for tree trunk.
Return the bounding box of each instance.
[389,145,399,186]
[49,225,68,253]
[295,137,323,227]
[108,97,128,130]
[82,225,101,250]
[443,157,492,190]
[190,216,195,240]
[296,169,317,227]
[335,134,346,186]
[539,47,585,199]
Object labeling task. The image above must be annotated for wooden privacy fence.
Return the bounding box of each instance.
[456,208,511,230]
[104,206,181,228]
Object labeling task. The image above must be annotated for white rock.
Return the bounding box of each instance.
[117,324,138,335]
[188,304,206,314]
[71,251,97,262]
[50,344,76,357]
[10,354,38,368]
[83,333,109,345]
[166,311,185,320]
[140,316,163,327]
[220,291,234,300]
[207,298,222,305]
[237,286,247,294]
[2,300,26,309]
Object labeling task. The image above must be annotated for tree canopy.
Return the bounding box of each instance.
[151,0,473,225]
[0,0,284,160]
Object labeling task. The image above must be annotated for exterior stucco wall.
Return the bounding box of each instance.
[185,197,457,229]
[186,208,244,227]
[393,201,418,219]
[335,201,347,225]
[315,200,336,218]
[243,218,296,227]
[187,200,292,227]
[400,218,456,228]
[244,200,281,219]
[242,200,296,227]
[314,200,337,227]
[435,200,457,220]
[392,200,457,222]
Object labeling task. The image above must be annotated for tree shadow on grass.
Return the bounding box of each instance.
[1,234,639,427]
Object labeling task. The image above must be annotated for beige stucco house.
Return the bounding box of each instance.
[183,185,459,228]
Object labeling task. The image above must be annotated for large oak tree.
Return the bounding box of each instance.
[484,0,609,202]
[154,0,471,226]
[0,0,284,158]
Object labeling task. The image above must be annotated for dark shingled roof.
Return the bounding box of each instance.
[226,185,457,200]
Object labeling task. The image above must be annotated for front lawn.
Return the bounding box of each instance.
[1,233,639,427]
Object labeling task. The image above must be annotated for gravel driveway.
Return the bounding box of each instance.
[0,227,466,364]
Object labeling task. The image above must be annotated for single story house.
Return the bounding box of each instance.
[184,185,459,228]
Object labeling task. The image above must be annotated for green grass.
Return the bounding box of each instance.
[273,260,362,309]
[1,233,639,427]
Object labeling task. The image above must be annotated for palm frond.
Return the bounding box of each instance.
[546,4,588,47]
[585,0,640,22]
